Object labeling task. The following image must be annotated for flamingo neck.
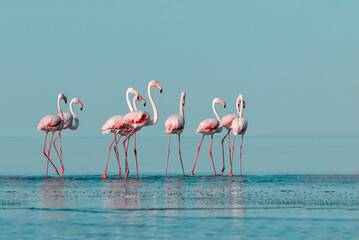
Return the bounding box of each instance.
[126,88,134,112]
[69,99,79,130]
[239,95,244,118]
[147,83,158,126]
[179,95,184,117]
[133,96,138,111]
[58,96,64,120]
[212,101,221,122]
[236,96,241,117]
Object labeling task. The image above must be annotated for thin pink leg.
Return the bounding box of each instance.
[114,135,122,178]
[209,135,217,176]
[178,135,185,176]
[42,132,59,178]
[165,134,171,177]
[122,128,136,178]
[190,135,204,176]
[46,132,59,177]
[240,135,244,177]
[133,131,139,179]
[125,136,130,176]
[221,130,230,175]
[229,136,235,177]
[53,131,64,176]
[102,133,118,179]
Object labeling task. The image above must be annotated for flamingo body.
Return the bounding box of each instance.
[120,110,150,130]
[165,115,184,135]
[232,118,247,136]
[220,114,238,131]
[101,115,124,134]
[196,118,222,135]
[37,115,64,132]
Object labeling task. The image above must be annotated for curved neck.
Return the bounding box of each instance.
[236,98,241,117]
[212,101,221,121]
[58,96,64,119]
[70,99,80,130]
[147,83,158,125]
[126,88,134,112]
[133,96,138,111]
[179,95,184,117]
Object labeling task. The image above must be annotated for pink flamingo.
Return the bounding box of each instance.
[36,93,67,178]
[190,98,226,176]
[230,94,247,177]
[52,97,83,176]
[219,95,246,175]
[119,80,163,179]
[164,92,186,177]
[101,88,145,179]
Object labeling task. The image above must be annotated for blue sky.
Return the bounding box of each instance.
[0,1,358,137]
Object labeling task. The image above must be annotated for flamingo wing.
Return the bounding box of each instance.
[220,114,238,128]
[165,115,184,133]
[62,112,74,129]
[121,110,149,127]
[101,115,123,134]
[37,114,62,131]
[196,118,219,133]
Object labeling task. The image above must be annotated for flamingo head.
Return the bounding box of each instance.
[74,98,84,111]
[139,95,146,107]
[214,97,226,108]
[58,93,67,104]
[181,92,186,106]
[128,88,140,99]
[237,94,245,109]
[150,80,163,93]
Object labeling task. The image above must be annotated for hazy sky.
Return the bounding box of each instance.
[0,1,358,137]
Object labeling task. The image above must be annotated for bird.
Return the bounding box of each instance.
[101,88,145,179]
[219,95,246,175]
[36,93,67,178]
[190,98,226,176]
[229,94,247,177]
[52,97,83,176]
[119,80,163,179]
[164,92,186,177]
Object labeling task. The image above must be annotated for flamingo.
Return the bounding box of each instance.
[190,98,226,176]
[36,93,67,178]
[119,80,163,179]
[164,92,186,177]
[230,94,247,177]
[219,95,246,175]
[52,97,83,176]
[101,88,145,179]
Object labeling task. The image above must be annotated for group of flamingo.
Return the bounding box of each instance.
[37,80,247,179]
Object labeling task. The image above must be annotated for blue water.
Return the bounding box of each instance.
[0,136,358,239]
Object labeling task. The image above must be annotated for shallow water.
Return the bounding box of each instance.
[0,175,358,239]
[0,136,358,239]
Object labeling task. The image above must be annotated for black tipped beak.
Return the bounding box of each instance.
[65,100,67,104]
[160,89,163,93]
[80,107,83,111]
[224,104,226,108]
[144,102,146,107]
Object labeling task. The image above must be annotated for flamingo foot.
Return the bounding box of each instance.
[221,167,225,175]
[118,171,122,179]
[190,171,195,176]
[61,166,65,176]
[228,171,233,177]
[102,173,108,179]
[125,170,129,178]
[55,168,59,175]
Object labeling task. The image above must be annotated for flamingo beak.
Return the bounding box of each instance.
[64,97,68,104]
[183,99,185,106]
[243,101,246,108]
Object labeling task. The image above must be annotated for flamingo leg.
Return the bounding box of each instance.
[53,131,64,176]
[43,132,59,178]
[178,134,185,176]
[165,134,171,177]
[190,135,204,176]
[102,133,118,179]
[133,131,139,179]
[209,135,217,176]
[122,128,136,178]
[125,136,131,176]
[221,130,230,175]
[229,136,235,177]
[46,132,59,177]
[240,135,244,177]
[114,134,122,178]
